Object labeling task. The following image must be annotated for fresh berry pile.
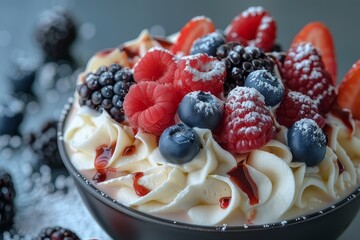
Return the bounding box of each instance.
[76,5,360,169]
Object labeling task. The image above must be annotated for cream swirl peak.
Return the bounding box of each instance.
[64,6,360,226]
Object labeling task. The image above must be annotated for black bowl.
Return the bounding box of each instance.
[58,98,360,240]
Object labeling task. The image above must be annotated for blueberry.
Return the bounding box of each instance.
[0,96,25,135]
[159,123,201,164]
[178,91,223,130]
[244,70,285,106]
[190,31,226,57]
[287,118,327,166]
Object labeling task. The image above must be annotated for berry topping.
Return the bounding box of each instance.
[0,170,16,229]
[244,70,285,106]
[174,53,226,98]
[159,123,201,164]
[0,95,25,136]
[35,7,77,61]
[221,87,276,153]
[36,226,80,240]
[77,64,135,122]
[287,118,327,166]
[225,6,277,52]
[337,59,360,120]
[123,82,180,136]
[171,16,216,56]
[216,43,274,95]
[133,47,177,84]
[190,31,226,57]
[292,22,337,83]
[178,91,224,130]
[282,42,336,114]
[275,91,325,128]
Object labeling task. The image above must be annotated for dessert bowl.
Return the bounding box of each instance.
[58,98,360,240]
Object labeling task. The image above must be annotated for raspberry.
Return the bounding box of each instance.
[123,82,180,136]
[282,42,336,114]
[216,43,274,95]
[77,64,135,122]
[133,47,177,84]
[174,53,226,98]
[275,91,325,128]
[36,226,80,240]
[225,6,277,52]
[221,86,276,153]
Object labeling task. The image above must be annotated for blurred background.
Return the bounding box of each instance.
[0,0,359,239]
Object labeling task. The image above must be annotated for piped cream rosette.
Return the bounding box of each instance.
[64,103,360,226]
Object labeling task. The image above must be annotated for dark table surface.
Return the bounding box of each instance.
[0,1,359,239]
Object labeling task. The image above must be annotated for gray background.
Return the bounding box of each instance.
[0,0,359,239]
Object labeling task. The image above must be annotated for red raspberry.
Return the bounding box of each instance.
[282,42,336,114]
[133,47,177,84]
[225,6,277,52]
[174,53,226,98]
[221,86,276,153]
[275,91,325,128]
[123,82,180,136]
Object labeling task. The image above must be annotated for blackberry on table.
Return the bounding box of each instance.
[77,64,135,122]
[26,120,63,169]
[0,170,16,229]
[35,7,77,61]
[36,226,80,240]
[216,42,275,95]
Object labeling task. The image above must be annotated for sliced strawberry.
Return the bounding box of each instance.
[224,6,277,52]
[171,16,216,56]
[133,47,176,84]
[291,22,337,85]
[337,59,360,120]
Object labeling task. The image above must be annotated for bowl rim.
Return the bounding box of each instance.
[57,97,360,232]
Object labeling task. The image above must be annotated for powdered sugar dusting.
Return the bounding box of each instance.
[293,118,326,145]
[259,15,274,31]
[183,54,226,82]
[247,70,284,94]
[241,6,265,18]
[187,91,222,115]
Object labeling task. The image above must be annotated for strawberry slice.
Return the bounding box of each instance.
[224,6,277,52]
[291,22,337,85]
[337,60,360,120]
[171,16,216,56]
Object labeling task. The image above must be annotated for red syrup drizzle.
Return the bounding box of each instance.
[122,145,136,156]
[337,159,345,175]
[219,197,231,209]
[132,172,150,196]
[92,143,116,183]
[227,162,259,205]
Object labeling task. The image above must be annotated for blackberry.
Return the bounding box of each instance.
[77,64,135,122]
[36,226,80,240]
[216,43,275,95]
[35,7,77,61]
[26,120,63,169]
[0,170,16,229]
